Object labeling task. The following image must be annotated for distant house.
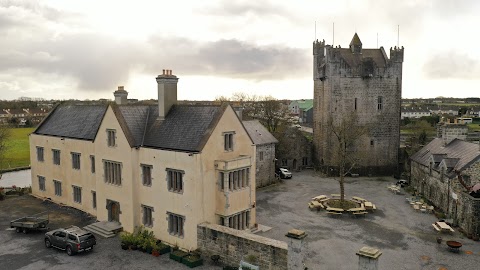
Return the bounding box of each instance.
[430,105,459,116]
[410,123,480,237]
[243,120,278,187]
[30,70,257,251]
[288,99,313,124]
[401,106,431,119]
[0,108,49,125]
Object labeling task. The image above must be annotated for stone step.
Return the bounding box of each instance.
[87,223,115,235]
[84,224,116,238]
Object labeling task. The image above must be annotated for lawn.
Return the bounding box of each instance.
[1,127,35,170]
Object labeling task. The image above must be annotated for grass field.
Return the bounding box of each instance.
[1,127,35,170]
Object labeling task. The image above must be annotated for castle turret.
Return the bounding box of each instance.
[349,33,362,54]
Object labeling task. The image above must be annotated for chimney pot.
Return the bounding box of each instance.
[163,69,165,75]
[118,86,124,90]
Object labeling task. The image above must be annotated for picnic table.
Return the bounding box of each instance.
[308,200,324,210]
[330,194,341,199]
[352,196,366,203]
[312,195,327,202]
[364,202,376,211]
[432,221,454,233]
[326,207,344,213]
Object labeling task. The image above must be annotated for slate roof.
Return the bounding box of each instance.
[338,48,387,68]
[242,120,278,145]
[410,138,480,177]
[34,105,108,140]
[34,103,234,152]
[141,105,224,152]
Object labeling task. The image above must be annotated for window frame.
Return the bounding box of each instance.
[377,96,383,110]
[38,175,46,191]
[71,152,81,170]
[103,160,122,186]
[166,169,184,193]
[72,185,82,204]
[223,131,235,151]
[141,164,153,186]
[53,180,62,196]
[107,129,116,147]
[167,212,185,238]
[36,146,44,162]
[92,191,97,209]
[52,149,60,165]
[142,205,154,227]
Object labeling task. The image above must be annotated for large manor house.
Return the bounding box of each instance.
[30,70,256,250]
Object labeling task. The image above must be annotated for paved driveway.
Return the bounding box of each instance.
[0,195,220,270]
[255,170,480,270]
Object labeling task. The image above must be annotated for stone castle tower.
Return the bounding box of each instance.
[313,33,404,175]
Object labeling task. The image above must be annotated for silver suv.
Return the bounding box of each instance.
[44,226,96,256]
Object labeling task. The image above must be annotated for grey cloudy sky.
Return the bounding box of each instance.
[0,0,479,101]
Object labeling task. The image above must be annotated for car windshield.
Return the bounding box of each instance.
[280,168,289,172]
[79,234,95,242]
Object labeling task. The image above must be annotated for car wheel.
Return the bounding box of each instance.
[45,239,52,248]
[22,228,28,234]
[66,246,73,256]
[15,227,21,233]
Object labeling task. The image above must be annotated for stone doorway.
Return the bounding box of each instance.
[106,200,120,223]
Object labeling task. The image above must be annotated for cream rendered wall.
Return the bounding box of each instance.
[136,148,201,250]
[30,134,97,216]
[93,107,136,232]
[202,106,256,227]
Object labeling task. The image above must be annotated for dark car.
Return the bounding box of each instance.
[45,226,96,256]
[276,168,292,179]
[396,180,408,188]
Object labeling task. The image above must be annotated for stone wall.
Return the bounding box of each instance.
[197,223,288,270]
[256,143,278,188]
[411,160,480,235]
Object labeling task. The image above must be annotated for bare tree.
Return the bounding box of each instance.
[328,113,369,205]
[215,92,291,133]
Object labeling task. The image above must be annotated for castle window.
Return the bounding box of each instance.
[90,155,95,173]
[354,98,358,110]
[92,191,97,209]
[370,140,374,146]
[377,96,383,110]
[259,151,264,161]
[221,211,250,230]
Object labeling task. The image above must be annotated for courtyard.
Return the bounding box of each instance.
[256,170,480,269]
[0,170,479,269]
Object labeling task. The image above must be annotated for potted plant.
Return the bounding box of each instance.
[182,251,204,268]
[170,249,188,262]
[157,242,171,255]
[120,232,131,250]
[145,239,155,254]
[151,242,160,257]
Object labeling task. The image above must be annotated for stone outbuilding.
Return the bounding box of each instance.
[243,120,279,188]
[410,133,480,236]
[276,127,313,171]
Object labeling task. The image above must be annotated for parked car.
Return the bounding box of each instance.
[396,180,408,188]
[45,226,96,256]
[276,168,292,179]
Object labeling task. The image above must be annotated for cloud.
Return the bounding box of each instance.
[199,0,289,18]
[423,51,480,80]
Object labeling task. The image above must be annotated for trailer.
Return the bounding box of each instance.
[10,211,49,233]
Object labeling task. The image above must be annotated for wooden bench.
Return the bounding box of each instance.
[352,211,368,217]
[432,223,441,232]
[327,211,342,216]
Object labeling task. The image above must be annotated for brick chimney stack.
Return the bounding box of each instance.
[156,69,178,120]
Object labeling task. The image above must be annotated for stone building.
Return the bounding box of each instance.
[243,120,279,188]
[276,127,313,171]
[313,33,403,175]
[30,70,256,251]
[410,123,480,236]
